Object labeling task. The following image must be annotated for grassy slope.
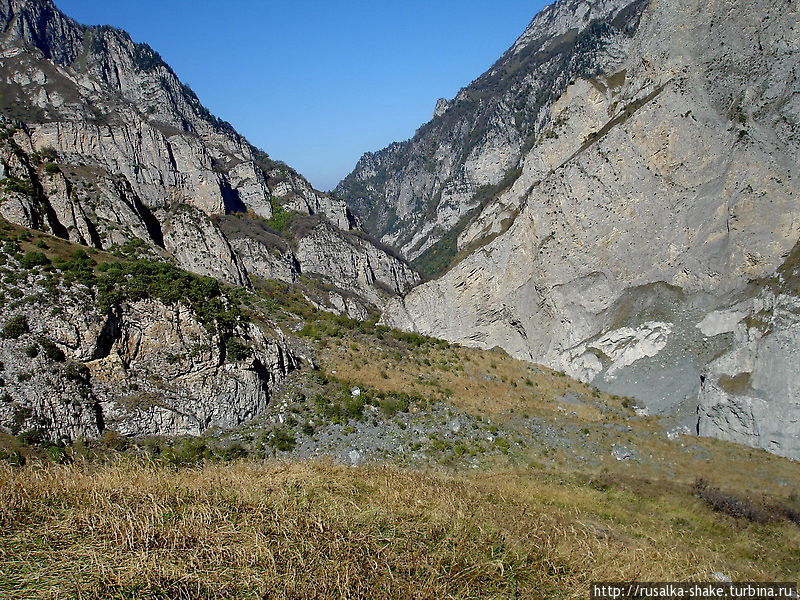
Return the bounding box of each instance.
[1,460,798,600]
[320,337,800,497]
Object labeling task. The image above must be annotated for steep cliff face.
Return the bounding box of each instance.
[336,0,647,267]
[381,0,800,457]
[0,0,420,441]
[696,244,800,461]
[0,0,417,314]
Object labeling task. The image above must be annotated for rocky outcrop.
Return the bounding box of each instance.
[162,205,247,286]
[0,247,301,441]
[697,248,800,460]
[0,0,416,314]
[381,0,800,457]
[294,220,419,308]
[336,0,647,263]
[270,168,357,231]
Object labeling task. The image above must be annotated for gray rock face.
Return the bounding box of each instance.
[162,206,248,286]
[381,0,800,457]
[611,444,638,461]
[294,220,419,308]
[336,0,647,261]
[697,250,800,460]
[215,214,419,318]
[0,0,417,314]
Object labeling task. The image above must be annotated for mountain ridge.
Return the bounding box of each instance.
[0,0,420,317]
[335,0,647,271]
[0,0,419,440]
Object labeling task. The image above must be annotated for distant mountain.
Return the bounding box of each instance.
[336,0,647,273]
[0,0,418,440]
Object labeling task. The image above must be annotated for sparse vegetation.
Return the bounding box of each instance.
[19,251,50,269]
[93,259,247,332]
[692,478,772,523]
[264,197,298,232]
[0,177,33,196]
[224,336,251,362]
[267,426,296,451]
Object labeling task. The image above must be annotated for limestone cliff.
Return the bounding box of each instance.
[0,0,418,315]
[0,232,302,441]
[0,0,419,441]
[380,0,800,458]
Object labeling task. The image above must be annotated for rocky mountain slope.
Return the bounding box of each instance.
[0,220,306,440]
[336,0,648,270]
[372,0,800,459]
[0,0,421,440]
[0,0,418,318]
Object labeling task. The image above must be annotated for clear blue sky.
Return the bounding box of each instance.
[55,1,548,191]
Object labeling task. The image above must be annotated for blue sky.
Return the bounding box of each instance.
[55,1,548,191]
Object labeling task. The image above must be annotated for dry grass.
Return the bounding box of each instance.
[1,459,798,599]
[2,217,799,597]
[322,340,622,424]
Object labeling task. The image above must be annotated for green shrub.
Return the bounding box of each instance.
[24,344,39,358]
[100,430,128,451]
[494,437,511,453]
[225,337,251,362]
[18,427,45,445]
[94,260,245,331]
[217,443,248,461]
[0,177,33,195]
[162,438,214,465]
[131,42,166,72]
[1,315,29,339]
[265,197,298,232]
[268,427,296,452]
[20,251,50,269]
[380,395,410,417]
[45,445,70,464]
[37,337,65,362]
[43,163,60,175]
[39,146,58,161]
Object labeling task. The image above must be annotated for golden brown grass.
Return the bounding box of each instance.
[322,340,620,423]
[1,459,798,599]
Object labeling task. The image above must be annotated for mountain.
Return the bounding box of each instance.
[0,0,420,440]
[0,2,799,592]
[344,0,800,459]
[336,0,648,271]
[0,0,418,317]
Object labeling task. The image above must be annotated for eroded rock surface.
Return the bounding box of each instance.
[0,258,300,441]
